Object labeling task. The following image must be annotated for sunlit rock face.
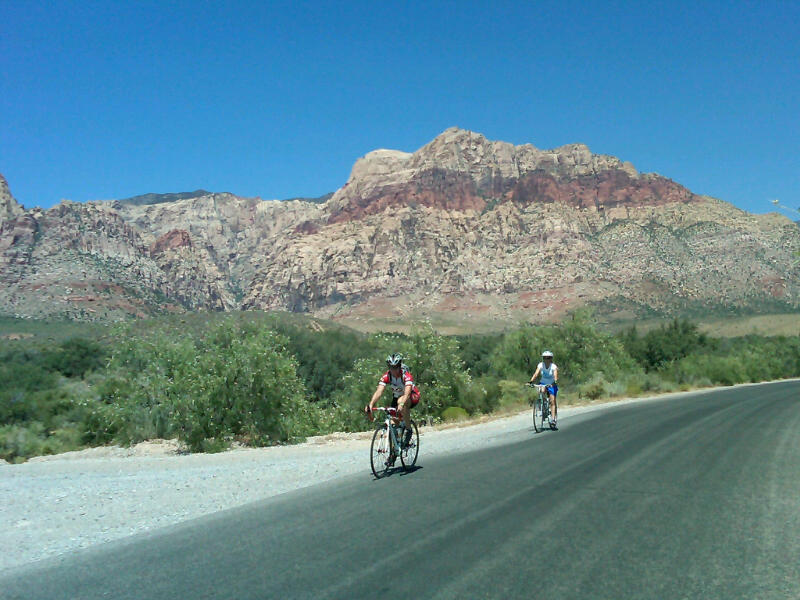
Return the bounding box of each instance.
[1,130,799,324]
[0,174,24,224]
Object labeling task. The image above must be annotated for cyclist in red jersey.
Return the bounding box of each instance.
[366,353,420,447]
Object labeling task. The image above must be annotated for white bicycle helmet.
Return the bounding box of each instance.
[386,353,403,367]
[541,350,554,358]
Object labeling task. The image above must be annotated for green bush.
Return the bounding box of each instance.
[0,421,86,462]
[458,376,501,415]
[578,373,608,400]
[623,372,647,396]
[488,310,638,388]
[328,323,473,425]
[101,319,314,451]
[326,356,388,432]
[266,319,375,402]
[496,379,530,409]
[5,310,800,462]
[456,333,504,376]
[620,319,714,372]
[441,406,469,422]
[603,379,628,398]
[404,323,472,420]
[43,337,106,378]
[0,423,48,462]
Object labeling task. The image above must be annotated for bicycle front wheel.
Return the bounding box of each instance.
[370,426,392,478]
[533,397,543,433]
[400,421,419,470]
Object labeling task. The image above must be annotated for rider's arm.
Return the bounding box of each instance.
[553,365,558,384]
[529,365,541,383]
[398,383,412,405]
[368,384,384,410]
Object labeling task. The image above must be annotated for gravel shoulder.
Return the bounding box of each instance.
[0,383,780,573]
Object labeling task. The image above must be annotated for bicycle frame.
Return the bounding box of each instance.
[373,407,404,455]
[537,385,550,420]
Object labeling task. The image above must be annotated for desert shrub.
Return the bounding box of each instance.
[267,320,375,402]
[441,406,469,422]
[620,319,714,371]
[578,373,608,400]
[0,354,60,424]
[0,344,104,459]
[7,309,800,461]
[622,372,647,396]
[0,423,47,462]
[458,376,501,415]
[329,324,473,425]
[495,379,531,409]
[403,324,472,420]
[101,319,313,451]
[326,356,388,432]
[603,379,628,398]
[488,310,638,387]
[487,326,546,382]
[43,337,107,378]
[665,353,742,387]
[0,419,87,462]
[457,333,504,377]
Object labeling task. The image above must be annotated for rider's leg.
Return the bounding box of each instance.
[398,397,414,447]
[398,397,411,429]
[549,392,558,423]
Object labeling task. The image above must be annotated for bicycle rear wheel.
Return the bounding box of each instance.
[370,426,392,478]
[400,421,419,470]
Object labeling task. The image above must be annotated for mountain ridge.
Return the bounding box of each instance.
[1,129,798,327]
[117,190,213,206]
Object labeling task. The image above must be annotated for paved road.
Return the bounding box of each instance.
[3,381,799,599]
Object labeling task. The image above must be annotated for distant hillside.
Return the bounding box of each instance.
[118,190,212,206]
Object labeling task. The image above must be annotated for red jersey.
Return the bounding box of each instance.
[379,366,420,400]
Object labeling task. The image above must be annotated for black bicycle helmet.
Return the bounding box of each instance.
[386,353,403,367]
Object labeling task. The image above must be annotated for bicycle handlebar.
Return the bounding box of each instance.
[370,406,399,416]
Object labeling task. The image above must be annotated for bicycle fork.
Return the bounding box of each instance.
[389,423,405,455]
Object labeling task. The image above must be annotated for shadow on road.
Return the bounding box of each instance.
[398,465,422,476]
[372,465,423,480]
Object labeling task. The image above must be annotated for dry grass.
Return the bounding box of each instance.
[696,313,800,337]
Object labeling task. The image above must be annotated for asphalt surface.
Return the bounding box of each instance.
[3,380,799,599]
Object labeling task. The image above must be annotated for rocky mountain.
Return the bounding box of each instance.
[1,175,24,223]
[1,129,799,328]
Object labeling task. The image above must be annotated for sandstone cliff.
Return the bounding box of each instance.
[1,129,798,327]
[0,174,24,224]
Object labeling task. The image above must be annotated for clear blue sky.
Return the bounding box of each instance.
[2,0,798,213]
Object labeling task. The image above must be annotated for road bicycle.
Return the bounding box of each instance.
[529,383,557,433]
[369,407,419,478]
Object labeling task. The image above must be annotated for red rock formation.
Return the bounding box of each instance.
[150,230,193,255]
[511,170,695,210]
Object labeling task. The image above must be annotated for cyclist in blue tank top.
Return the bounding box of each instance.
[529,350,559,430]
